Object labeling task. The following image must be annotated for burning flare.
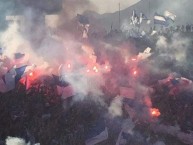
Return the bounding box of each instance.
[151,108,161,117]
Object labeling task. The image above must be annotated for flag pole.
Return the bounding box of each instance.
[119,3,121,30]
[148,0,150,17]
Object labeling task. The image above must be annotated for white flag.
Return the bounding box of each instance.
[164,11,176,21]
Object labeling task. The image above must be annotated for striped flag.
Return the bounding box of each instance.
[154,13,168,26]
[1,65,29,93]
[139,13,148,24]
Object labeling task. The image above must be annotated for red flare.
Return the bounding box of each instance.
[105,65,108,69]
[29,72,33,77]
[151,108,161,117]
[87,69,90,73]
[133,70,137,75]
[67,63,71,69]
[93,66,98,73]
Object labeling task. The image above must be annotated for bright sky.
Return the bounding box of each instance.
[90,0,140,14]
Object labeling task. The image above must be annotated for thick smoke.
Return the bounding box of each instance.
[108,96,123,117]
[1,0,193,144]
[6,137,28,145]
[150,32,191,77]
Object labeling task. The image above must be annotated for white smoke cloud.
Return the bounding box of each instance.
[5,137,40,145]
[6,137,28,145]
[108,96,123,117]
[156,33,190,65]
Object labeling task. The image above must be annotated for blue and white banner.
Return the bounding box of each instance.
[154,13,168,26]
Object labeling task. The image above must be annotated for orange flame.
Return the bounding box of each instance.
[151,108,161,117]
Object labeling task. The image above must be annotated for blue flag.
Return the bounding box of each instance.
[77,14,89,25]
[15,65,28,84]
[154,13,168,26]
[0,48,3,54]
[85,118,108,145]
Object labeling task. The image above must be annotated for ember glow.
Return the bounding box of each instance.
[151,108,161,117]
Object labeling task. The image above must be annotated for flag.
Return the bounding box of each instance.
[151,30,157,36]
[83,24,90,38]
[57,85,74,100]
[131,10,139,26]
[77,14,89,25]
[147,20,151,24]
[164,11,176,22]
[119,87,135,99]
[0,78,7,93]
[85,119,108,145]
[52,74,69,87]
[141,31,146,36]
[154,13,168,26]
[52,74,74,99]
[116,131,132,145]
[58,64,66,81]
[139,13,148,24]
[15,65,28,84]
[138,47,152,60]
[179,77,192,86]
[4,68,17,92]
[1,64,34,92]
[0,48,3,55]
[116,119,135,145]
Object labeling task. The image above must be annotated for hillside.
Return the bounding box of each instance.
[93,0,193,30]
